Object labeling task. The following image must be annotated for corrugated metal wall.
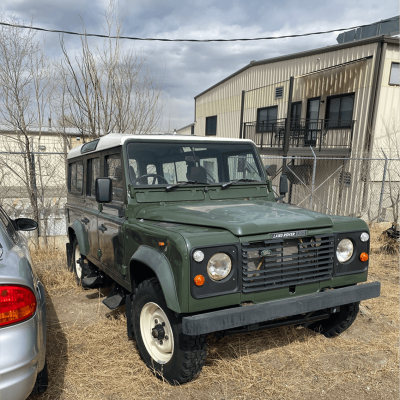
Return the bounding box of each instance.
[195,41,379,147]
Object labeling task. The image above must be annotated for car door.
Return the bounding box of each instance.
[97,149,126,277]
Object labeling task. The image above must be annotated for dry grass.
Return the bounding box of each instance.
[29,225,399,400]
[31,250,79,295]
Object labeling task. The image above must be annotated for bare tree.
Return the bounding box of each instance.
[55,0,163,140]
[0,16,55,247]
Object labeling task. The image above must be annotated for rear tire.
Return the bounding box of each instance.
[131,278,207,384]
[308,302,360,337]
[31,359,48,395]
[72,238,94,286]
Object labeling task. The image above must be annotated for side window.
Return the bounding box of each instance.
[200,158,218,183]
[69,161,83,194]
[86,158,100,197]
[105,154,124,202]
[162,163,176,184]
[129,159,139,182]
[161,161,187,184]
[227,154,262,181]
[0,207,18,244]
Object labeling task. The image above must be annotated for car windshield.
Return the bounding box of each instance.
[126,141,265,186]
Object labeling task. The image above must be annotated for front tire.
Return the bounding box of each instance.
[308,302,360,337]
[132,278,207,384]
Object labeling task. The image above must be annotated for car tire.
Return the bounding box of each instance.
[72,238,94,286]
[308,302,360,338]
[131,277,207,384]
[31,359,48,395]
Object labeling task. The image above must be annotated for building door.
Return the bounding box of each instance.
[97,150,126,278]
[305,97,321,146]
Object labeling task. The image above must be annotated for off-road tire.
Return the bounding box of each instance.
[308,302,360,338]
[72,238,94,286]
[131,277,207,384]
[31,359,48,395]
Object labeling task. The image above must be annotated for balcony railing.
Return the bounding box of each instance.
[243,118,355,152]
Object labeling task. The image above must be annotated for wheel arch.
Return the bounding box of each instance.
[129,245,181,313]
[70,220,90,256]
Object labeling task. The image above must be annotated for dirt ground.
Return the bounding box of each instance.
[29,225,399,400]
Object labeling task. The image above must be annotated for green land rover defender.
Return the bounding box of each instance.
[65,133,380,383]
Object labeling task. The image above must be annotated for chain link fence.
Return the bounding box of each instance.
[262,155,400,224]
[1,140,398,247]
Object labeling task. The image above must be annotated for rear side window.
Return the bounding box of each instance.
[69,161,84,194]
[86,158,100,197]
[0,207,18,244]
[105,154,124,202]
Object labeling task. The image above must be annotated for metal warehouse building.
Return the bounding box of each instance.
[178,35,399,221]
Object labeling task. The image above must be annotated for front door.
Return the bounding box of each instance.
[98,150,126,277]
[305,97,320,146]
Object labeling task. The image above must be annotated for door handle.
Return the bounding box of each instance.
[98,224,107,233]
[81,217,90,225]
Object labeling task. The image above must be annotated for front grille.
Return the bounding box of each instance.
[242,235,334,293]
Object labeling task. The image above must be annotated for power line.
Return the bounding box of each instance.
[0,17,398,42]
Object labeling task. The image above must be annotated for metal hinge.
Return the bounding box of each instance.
[97,249,102,258]
[121,265,128,276]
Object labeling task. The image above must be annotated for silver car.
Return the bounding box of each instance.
[0,206,47,399]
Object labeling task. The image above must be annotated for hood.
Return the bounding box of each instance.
[136,199,333,236]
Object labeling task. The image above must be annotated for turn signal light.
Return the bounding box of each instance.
[0,285,37,328]
[360,252,369,262]
[194,275,205,286]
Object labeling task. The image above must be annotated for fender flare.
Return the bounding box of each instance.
[130,245,181,313]
[72,220,90,256]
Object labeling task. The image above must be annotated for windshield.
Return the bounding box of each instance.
[126,141,265,186]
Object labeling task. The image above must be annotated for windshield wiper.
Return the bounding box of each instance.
[166,180,209,192]
[221,179,260,189]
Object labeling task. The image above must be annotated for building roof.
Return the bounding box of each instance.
[67,133,254,159]
[195,35,399,99]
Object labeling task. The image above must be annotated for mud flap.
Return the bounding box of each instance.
[66,243,73,271]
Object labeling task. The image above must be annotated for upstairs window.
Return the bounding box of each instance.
[69,161,83,194]
[256,106,278,133]
[205,116,217,136]
[389,62,399,85]
[325,93,354,128]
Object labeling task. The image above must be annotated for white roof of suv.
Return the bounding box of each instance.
[67,133,254,159]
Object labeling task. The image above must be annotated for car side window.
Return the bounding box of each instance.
[105,154,124,202]
[0,207,18,244]
[86,158,100,197]
[69,161,84,195]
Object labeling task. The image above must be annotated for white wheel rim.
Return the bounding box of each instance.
[140,302,174,364]
[74,245,82,278]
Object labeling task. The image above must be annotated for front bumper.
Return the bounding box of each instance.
[182,282,380,335]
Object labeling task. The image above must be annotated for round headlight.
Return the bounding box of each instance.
[207,253,232,281]
[360,232,369,242]
[336,239,354,263]
[193,250,204,263]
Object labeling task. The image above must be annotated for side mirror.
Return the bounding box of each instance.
[95,178,112,203]
[279,174,289,196]
[13,218,38,231]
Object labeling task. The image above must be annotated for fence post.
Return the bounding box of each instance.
[309,146,317,209]
[378,150,388,222]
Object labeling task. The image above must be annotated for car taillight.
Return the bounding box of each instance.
[0,285,37,327]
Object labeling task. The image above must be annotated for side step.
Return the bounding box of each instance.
[81,272,104,288]
[102,285,126,310]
